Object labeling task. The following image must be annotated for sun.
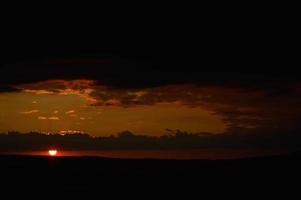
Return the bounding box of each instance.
[48,149,58,156]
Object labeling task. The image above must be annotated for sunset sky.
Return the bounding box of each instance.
[1,8,300,192]
[0,23,300,153]
[0,81,226,135]
[1,55,301,138]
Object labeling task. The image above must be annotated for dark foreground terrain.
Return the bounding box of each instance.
[1,153,300,195]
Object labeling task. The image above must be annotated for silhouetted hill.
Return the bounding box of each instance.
[0,152,301,194]
[1,130,301,152]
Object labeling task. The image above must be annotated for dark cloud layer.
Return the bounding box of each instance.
[1,130,301,152]
[0,56,299,92]
[0,85,20,93]
[1,5,299,92]
[0,24,300,135]
[0,22,299,91]
[17,79,301,134]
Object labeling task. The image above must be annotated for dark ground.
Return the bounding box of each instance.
[0,153,300,196]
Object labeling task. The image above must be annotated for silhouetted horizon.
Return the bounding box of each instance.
[1,129,301,156]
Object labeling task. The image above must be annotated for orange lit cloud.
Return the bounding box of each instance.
[17,80,97,104]
[13,79,301,132]
[38,116,60,120]
[59,130,86,134]
[20,110,39,114]
[48,116,59,120]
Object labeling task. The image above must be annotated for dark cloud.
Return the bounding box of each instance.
[1,130,301,152]
[0,85,20,93]
[1,57,299,89]
[0,25,299,89]
[1,7,299,90]
[16,80,301,133]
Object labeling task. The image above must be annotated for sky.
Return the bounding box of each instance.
[0,58,300,137]
[0,82,226,135]
[0,21,300,152]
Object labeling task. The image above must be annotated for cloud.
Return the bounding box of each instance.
[48,116,59,120]
[66,110,75,114]
[0,52,299,92]
[23,89,53,94]
[12,79,301,132]
[59,130,86,135]
[0,85,20,93]
[17,80,96,103]
[1,130,301,152]
[88,83,301,132]
[20,110,39,114]
[38,116,59,120]
[3,76,301,134]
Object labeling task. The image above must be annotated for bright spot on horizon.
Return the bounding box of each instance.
[48,149,58,156]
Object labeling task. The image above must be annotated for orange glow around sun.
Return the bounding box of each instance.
[48,149,58,156]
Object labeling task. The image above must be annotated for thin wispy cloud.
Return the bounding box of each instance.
[66,110,75,114]
[37,116,60,120]
[48,116,59,120]
[20,110,39,114]
[17,80,97,104]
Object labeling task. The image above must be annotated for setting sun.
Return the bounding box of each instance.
[48,150,58,156]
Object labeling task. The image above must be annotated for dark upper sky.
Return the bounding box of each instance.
[1,14,299,90]
[0,12,300,135]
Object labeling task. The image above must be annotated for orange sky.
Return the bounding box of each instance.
[1,79,301,136]
[0,80,226,136]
